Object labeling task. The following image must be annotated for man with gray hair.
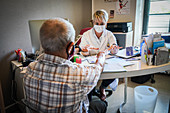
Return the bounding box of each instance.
[24,18,108,113]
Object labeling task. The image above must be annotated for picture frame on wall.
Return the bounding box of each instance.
[110,10,115,18]
[116,0,130,14]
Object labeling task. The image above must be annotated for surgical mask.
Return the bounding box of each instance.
[94,25,105,33]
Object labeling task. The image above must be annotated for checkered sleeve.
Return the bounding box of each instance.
[69,64,102,95]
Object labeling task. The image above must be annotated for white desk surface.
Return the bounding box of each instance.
[101,60,170,80]
[11,59,170,80]
[11,61,26,74]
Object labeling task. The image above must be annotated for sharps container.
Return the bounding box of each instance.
[134,86,158,113]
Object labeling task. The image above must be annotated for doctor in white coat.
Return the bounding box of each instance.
[79,9,119,101]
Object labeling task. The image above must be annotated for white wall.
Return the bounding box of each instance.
[0,0,91,106]
[92,0,137,45]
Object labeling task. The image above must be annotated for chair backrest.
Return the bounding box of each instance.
[76,27,92,46]
[79,27,92,35]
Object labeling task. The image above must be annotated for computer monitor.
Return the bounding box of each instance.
[29,19,47,54]
[29,18,69,54]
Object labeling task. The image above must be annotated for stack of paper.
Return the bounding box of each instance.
[82,55,134,73]
[103,58,134,72]
[103,62,126,72]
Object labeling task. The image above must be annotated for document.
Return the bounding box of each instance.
[86,55,97,64]
[82,55,134,72]
[103,62,126,72]
[105,57,134,67]
[103,58,134,72]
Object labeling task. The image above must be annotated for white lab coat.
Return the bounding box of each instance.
[79,28,117,55]
[79,28,118,90]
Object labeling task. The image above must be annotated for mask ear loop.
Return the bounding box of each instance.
[66,42,75,60]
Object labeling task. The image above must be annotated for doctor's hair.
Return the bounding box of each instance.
[40,18,75,52]
[93,9,108,23]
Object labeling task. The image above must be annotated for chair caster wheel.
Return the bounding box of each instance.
[117,108,120,113]
[151,79,155,84]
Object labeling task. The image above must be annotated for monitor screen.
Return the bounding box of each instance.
[29,19,47,54]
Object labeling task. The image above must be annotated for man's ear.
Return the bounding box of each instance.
[67,42,74,54]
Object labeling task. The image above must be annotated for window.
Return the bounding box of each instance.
[148,1,170,34]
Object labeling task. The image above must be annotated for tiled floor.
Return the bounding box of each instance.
[105,73,170,113]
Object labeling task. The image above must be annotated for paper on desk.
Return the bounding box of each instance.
[103,58,134,72]
[106,58,134,67]
[86,55,97,64]
[85,54,134,64]
[115,49,131,58]
[103,62,126,72]
[115,49,139,59]
[106,55,115,59]
[86,55,116,64]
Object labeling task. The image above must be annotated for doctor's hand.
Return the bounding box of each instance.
[81,45,99,52]
[81,45,99,56]
[108,45,122,55]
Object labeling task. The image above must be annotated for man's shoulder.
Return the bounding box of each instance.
[26,61,38,71]
[28,61,38,67]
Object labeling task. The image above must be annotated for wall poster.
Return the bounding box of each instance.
[116,0,130,14]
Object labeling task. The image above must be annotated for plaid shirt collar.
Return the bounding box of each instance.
[40,53,72,65]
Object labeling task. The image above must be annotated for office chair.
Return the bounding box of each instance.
[79,27,92,35]
[21,99,42,113]
[75,27,92,46]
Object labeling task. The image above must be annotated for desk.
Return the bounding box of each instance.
[11,59,170,113]
[101,60,170,79]
[100,59,170,112]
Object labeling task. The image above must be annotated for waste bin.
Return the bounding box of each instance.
[134,86,158,113]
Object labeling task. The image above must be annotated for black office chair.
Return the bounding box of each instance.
[21,99,41,113]
[88,87,112,102]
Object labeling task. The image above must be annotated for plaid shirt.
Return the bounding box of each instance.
[24,53,102,113]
